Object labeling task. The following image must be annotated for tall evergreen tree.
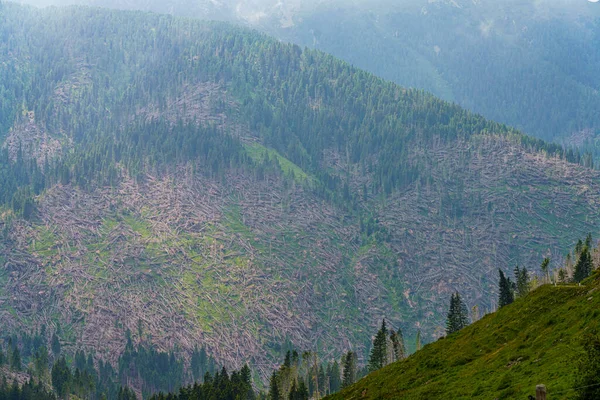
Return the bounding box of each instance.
[514,266,530,298]
[51,333,61,357]
[10,346,21,371]
[498,269,514,308]
[269,371,280,400]
[328,361,341,394]
[368,320,388,372]
[574,246,593,283]
[341,352,357,388]
[445,292,469,335]
[52,356,72,399]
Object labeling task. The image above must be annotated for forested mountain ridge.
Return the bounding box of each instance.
[0,1,599,385]
[18,0,600,145]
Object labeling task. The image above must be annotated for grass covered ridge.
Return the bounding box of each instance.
[327,277,600,399]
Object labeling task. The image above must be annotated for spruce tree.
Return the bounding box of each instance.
[341,352,356,388]
[514,266,530,298]
[329,361,341,393]
[446,292,469,335]
[269,371,280,400]
[540,258,550,283]
[368,320,388,372]
[498,269,514,308]
[10,346,21,371]
[574,246,593,283]
[51,333,61,357]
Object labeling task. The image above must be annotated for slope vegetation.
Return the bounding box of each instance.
[327,277,600,399]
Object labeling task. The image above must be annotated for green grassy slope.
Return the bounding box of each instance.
[326,277,600,400]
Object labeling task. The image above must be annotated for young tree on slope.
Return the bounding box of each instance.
[446,292,469,335]
[514,266,530,298]
[498,269,514,308]
[389,328,406,362]
[368,320,388,372]
[540,258,550,284]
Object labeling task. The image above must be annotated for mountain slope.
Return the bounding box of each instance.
[327,276,600,399]
[18,0,600,144]
[0,2,599,375]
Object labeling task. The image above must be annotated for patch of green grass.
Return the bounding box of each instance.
[326,275,600,400]
[122,214,152,238]
[244,142,313,184]
[31,226,59,258]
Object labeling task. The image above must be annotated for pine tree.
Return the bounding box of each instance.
[514,266,530,298]
[446,292,469,335]
[10,346,21,371]
[415,330,422,351]
[328,361,341,394]
[368,320,388,371]
[51,333,61,357]
[341,352,356,388]
[498,269,514,308]
[269,371,280,400]
[52,356,72,399]
[574,246,593,283]
[540,258,550,283]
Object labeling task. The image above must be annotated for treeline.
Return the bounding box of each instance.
[0,320,411,400]
[443,234,600,340]
[0,326,219,400]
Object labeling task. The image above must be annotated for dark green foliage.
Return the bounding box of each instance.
[341,352,357,389]
[190,346,216,383]
[445,292,469,335]
[51,356,72,399]
[269,372,280,400]
[117,387,137,400]
[0,379,56,400]
[9,346,20,371]
[327,361,341,394]
[498,270,514,308]
[574,246,594,283]
[540,258,550,282]
[51,333,60,357]
[574,334,600,400]
[147,366,254,400]
[118,337,183,398]
[368,320,388,372]
[514,266,530,298]
[287,380,308,400]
